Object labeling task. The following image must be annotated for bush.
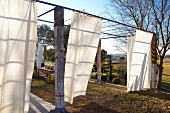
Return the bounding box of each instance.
[91,75,97,79]
[101,76,107,82]
[112,77,121,84]
[120,79,126,86]
[109,75,115,81]
[109,74,118,81]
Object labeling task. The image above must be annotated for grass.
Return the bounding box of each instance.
[31,75,55,104]
[92,63,170,92]
[31,62,170,112]
[161,64,170,92]
[31,75,170,113]
[163,64,170,76]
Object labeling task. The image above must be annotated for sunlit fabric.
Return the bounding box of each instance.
[127,30,153,92]
[127,35,135,91]
[37,45,44,68]
[0,0,37,112]
[64,13,103,104]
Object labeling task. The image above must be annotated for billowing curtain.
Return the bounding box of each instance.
[37,44,44,68]
[127,35,135,91]
[127,29,153,92]
[64,13,103,104]
[0,0,37,113]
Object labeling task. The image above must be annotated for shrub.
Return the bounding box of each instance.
[109,75,115,81]
[101,76,107,82]
[120,79,126,86]
[91,75,97,79]
[112,77,121,84]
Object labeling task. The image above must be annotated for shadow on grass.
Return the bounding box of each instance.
[72,102,120,113]
[129,90,170,101]
[162,74,170,76]
[161,82,170,92]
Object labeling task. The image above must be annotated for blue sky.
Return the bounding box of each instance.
[38,0,110,16]
[37,0,125,54]
[37,0,112,22]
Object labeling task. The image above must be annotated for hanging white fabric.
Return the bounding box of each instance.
[64,13,103,104]
[0,0,37,113]
[37,44,44,68]
[127,35,135,91]
[127,29,153,92]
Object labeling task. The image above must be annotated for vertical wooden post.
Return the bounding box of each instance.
[97,39,101,82]
[50,6,68,113]
[151,64,157,89]
[109,55,112,80]
[151,34,157,90]
[43,45,47,65]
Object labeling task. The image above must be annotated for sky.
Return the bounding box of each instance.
[37,0,127,54]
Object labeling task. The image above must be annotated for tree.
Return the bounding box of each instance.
[37,24,70,48]
[101,49,108,62]
[37,24,70,64]
[44,48,55,62]
[110,0,170,89]
[151,0,170,89]
[37,24,54,46]
[64,25,70,50]
[119,56,126,85]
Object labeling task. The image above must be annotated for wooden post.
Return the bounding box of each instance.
[50,6,68,113]
[151,34,157,90]
[43,45,47,65]
[97,39,101,82]
[109,55,112,80]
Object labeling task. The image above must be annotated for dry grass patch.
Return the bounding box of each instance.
[31,75,170,113]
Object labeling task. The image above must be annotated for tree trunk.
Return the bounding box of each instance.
[50,6,68,113]
[157,56,164,89]
[97,39,101,82]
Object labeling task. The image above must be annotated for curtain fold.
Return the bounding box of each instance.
[64,13,103,104]
[127,35,135,91]
[37,45,44,68]
[127,29,153,92]
[0,0,37,112]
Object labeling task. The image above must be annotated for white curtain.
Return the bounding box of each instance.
[64,13,103,104]
[37,44,44,68]
[127,29,153,92]
[127,35,135,90]
[0,0,37,113]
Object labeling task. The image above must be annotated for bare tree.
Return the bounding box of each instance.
[151,0,170,89]
[110,0,170,89]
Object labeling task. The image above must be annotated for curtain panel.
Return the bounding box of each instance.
[0,0,37,112]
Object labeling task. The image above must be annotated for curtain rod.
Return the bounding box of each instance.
[36,0,136,29]
[101,36,126,39]
[38,19,133,37]
[38,8,54,18]
[38,19,54,23]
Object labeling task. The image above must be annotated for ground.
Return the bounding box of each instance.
[31,75,170,113]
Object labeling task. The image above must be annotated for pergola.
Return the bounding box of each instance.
[35,1,158,113]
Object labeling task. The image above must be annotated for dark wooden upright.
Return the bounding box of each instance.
[50,6,68,113]
[97,39,101,82]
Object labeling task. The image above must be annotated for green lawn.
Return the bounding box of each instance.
[91,63,170,92]
[161,64,170,92]
[163,64,170,76]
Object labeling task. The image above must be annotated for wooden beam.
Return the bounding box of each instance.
[151,34,158,89]
[97,39,101,82]
[50,6,68,113]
